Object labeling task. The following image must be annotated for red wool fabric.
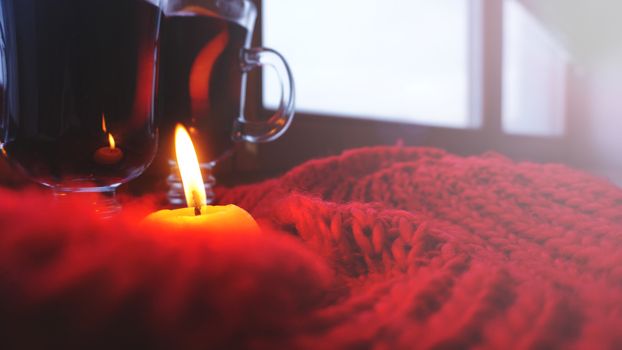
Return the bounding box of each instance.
[1,146,622,349]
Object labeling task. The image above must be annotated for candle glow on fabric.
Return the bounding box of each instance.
[143,124,259,233]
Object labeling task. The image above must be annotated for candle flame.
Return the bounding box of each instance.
[108,133,116,150]
[102,114,108,133]
[175,124,207,210]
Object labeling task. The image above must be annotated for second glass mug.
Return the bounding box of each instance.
[159,0,295,205]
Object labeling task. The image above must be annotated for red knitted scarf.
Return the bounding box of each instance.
[1,146,621,349]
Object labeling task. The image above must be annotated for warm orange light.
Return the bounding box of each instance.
[102,114,108,133]
[175,124,207,210]
[102,115,116,149]
[190,30,229,119]
[93,115,123,165]
[108,133,116,150]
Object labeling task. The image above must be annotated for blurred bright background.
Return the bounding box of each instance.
[261,0,622,183]
[263,0,471,128]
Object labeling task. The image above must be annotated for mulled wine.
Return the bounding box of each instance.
[157,1,294,206]
[0,0,161,189]
[157,12,251,163]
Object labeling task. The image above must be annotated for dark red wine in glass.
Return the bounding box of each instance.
[0,0,162,214]
[158,0,296,206]
[157,11,250,204]
[159,13,250,163]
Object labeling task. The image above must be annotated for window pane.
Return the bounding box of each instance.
[503,0,569,136]
[262,0,472,128]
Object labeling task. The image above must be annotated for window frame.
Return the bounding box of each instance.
[246,0,576,175]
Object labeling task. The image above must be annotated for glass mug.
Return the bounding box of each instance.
[159,0,295,205]
[0,0,162,214]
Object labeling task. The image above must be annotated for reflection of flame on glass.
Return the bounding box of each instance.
[102,114,117,149]
[94,115,123,165]
[108,134,116,150]
[189,30,230,120]
[175,124,207,211]
[102,114,108,133]
[102,114,116,149]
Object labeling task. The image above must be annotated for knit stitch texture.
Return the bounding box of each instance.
[1,146,621,349]
[218,146,622,349]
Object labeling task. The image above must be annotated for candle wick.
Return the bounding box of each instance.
[192,191,202,216]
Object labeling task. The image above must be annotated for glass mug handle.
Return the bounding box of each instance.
[233,47,295,143]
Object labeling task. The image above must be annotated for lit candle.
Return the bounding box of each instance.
[143,124,259,233]
[94,115,123,165]
[94,133,123,165]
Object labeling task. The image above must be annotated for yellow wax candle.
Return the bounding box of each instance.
[143,204,259,234]
[143,124,259,234]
